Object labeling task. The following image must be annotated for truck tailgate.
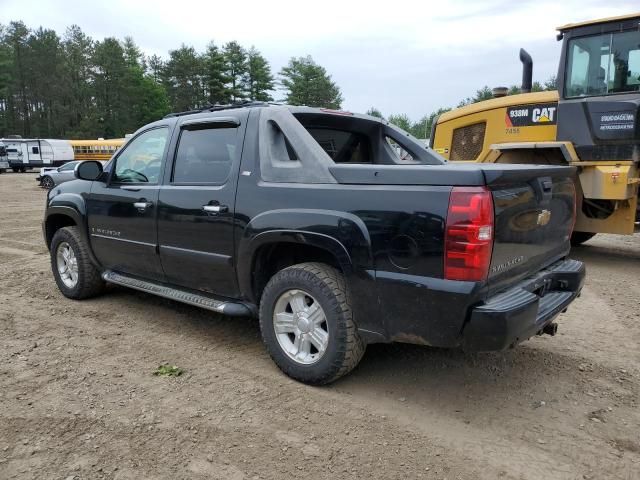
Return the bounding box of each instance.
[480,164,576,294]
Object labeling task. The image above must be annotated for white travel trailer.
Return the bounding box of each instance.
[0,141,8,173]
[2,138,74,172]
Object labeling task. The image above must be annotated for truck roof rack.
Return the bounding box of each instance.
[164,100,277,118]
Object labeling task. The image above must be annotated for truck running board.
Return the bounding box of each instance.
[102,270,254,317]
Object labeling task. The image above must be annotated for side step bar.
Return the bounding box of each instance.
[102,270,254,317]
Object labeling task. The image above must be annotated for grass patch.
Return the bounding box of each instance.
[153,364,183,377]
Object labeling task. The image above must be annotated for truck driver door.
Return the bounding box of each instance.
[86,126,170,281]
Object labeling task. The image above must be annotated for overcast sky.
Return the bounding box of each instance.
[2,0,638,119]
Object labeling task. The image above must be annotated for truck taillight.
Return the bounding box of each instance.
[444,187,494,282]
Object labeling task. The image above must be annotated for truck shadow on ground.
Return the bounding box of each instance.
[570,238,640,263]
[109,286,603,412]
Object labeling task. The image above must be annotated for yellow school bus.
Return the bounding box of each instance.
[69,139,125,161]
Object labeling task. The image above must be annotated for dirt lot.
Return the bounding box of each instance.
[0,172,638,480]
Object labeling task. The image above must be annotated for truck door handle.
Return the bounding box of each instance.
[133,201,153,212]
[202,204,228,214]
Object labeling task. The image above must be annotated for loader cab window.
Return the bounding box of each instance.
[627,50,640,90]
[565,30,640,97]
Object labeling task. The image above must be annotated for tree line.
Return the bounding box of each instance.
[368,77,558,139]
[0,21,343,138]
[0,20,557,141]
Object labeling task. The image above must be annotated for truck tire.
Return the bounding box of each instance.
[259,262,365,385]
[570,231,596,246]
[50,226,105,300]
[41,175,55,189]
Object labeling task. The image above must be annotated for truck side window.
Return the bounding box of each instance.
[172,127,237,184]
[113,127,169,184]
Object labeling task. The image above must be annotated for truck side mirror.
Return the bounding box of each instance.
[75,161,104,181]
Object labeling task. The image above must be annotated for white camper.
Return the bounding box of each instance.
[0,141,8,173]
[2,139,74,172]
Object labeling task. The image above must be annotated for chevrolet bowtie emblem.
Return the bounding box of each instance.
[537,209,551,226]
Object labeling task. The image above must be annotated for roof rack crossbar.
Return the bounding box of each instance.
[164,100,276,118]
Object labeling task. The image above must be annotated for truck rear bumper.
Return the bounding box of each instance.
[462,258,585,351]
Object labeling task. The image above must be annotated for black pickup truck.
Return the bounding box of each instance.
[43,103,585,384]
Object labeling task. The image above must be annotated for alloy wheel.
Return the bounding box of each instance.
[56,241,79,288]
[273,289,330,365]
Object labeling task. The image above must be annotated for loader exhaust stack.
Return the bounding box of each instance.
[519,48,533,94]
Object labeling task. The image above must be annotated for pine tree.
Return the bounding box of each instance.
[162,45,206,112]
[27,27,66,137]
[387,114,412,132]
[223,41,248,102]
[62,25,95,137]
[458,85,493,107]
[5,21,30,135]
[92,37,129,137]
[0,24,13,134]
[120,37,169,131]
[122,36,142,68]
[365,107,383,119]
[246,47,274,101]
[146,54,163,83]
[279,56,343,108]
[203,41,230,105]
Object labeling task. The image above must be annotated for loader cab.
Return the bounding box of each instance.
[555,14,640,161]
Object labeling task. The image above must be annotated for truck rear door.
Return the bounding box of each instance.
[157,114,247,298]
[481,164,576,293]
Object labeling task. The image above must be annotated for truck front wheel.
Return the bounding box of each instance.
[50,226,105,299]
[259,262,365,385]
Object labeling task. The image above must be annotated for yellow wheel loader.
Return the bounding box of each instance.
[430,14,640,245]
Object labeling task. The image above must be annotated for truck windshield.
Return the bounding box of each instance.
[564,30,640,97]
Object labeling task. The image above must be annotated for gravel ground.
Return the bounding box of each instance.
[0,172,638,480]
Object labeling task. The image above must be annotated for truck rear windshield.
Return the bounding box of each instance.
[293,112,437,165]
[565,30,640,97]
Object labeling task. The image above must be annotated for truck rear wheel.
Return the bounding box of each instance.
[51,226,105,299]
[570,231,596,246]
[259,262,365,385]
